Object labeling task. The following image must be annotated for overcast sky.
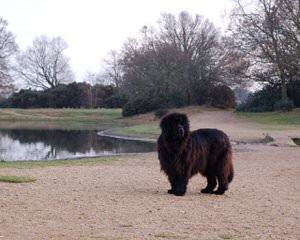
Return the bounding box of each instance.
[1,0,233,81]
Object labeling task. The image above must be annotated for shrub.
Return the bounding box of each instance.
[287,81,300,107]
[273,100,294,111]
[236,85,281,112]
[9,89,44,108]
[3,83,125,109]
[122,96,166,117]
[210,85,236,109]
[0,96,11,108]
[122,98,152,117]
[93,85,127,108]
[193,84,213,105]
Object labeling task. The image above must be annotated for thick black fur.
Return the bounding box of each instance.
[157,113,234,196]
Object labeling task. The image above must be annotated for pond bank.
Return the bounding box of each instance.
[97,129,156,143]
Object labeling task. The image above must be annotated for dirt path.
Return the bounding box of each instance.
[0,110,300,240]
[189,110,300,143]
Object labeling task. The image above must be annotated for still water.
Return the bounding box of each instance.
[0,129,156,161]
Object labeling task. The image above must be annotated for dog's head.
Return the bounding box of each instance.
[160,112,190,140]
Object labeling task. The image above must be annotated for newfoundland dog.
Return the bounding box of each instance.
[157,112,234,196]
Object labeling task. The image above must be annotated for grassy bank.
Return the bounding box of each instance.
[0,108,125,130]
[2,107,299,138]
[236,109,300,126]
[0,107,163,137]
[108,124,160,139]
[0,175,36,183]
[0,155,122,169]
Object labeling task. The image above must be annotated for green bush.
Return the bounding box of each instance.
[288,81,300,107]
[9,89,45,108]
[273,100,294,111]
[236,85,281,112]
[0,96,11,108]
[122,96,166,117]
[210,85,236,109]
[122,98,152,117]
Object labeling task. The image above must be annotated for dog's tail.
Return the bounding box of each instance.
[219,138,234,183]
[226,143,234,183]
[228,162,234,183]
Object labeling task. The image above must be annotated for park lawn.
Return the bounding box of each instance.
[236,109,300,126]
[109,123,160,139]
[0,108,125,130]
[0,108,122,121]
[0,107,163,140]
[110,105,206,139]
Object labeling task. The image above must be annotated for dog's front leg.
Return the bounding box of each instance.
[169,175,188,196]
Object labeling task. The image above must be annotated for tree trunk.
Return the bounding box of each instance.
[281,81,288,101]
[280,71,288,101]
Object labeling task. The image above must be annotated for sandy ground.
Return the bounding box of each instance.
[0,110,300,240]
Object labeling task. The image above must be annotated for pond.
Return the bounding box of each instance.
[0,129,156,161]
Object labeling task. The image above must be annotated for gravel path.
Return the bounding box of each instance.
[0,110,300,240]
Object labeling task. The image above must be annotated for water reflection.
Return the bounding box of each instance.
[0,129,155,161]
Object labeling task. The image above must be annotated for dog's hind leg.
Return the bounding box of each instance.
[214,174,228,195]
[214,146,232,195]
[201,173,217,194]
[214,161,230,195]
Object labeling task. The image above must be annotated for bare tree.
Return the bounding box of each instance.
[102,11,241,114]
[118,12,229,106]
[102,50,123,87]
[276,0,300,84]
[121,37,186,101]
[229,0,300,101]
[16,35,74,89]
[83,71,102,85]
[217,35,251,87]
[158,11,223,104]
[0,17,17,94]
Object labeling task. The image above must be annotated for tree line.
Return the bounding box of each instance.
[0,0,300,114]
[0,82,124,109]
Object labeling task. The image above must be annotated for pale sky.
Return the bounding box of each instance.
[1,0,233,81]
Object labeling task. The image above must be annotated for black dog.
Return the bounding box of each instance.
[157,113,234,196]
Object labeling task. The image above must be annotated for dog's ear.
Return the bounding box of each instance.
[181,113,190,132]
[160,114,171,134]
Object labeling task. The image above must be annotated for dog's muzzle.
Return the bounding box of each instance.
[177,125,184,137]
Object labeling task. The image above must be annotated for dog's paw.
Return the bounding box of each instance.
[167,189,175,194]
[201,188,214,194]
[213,189,225,195]
[173,190,186,196]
